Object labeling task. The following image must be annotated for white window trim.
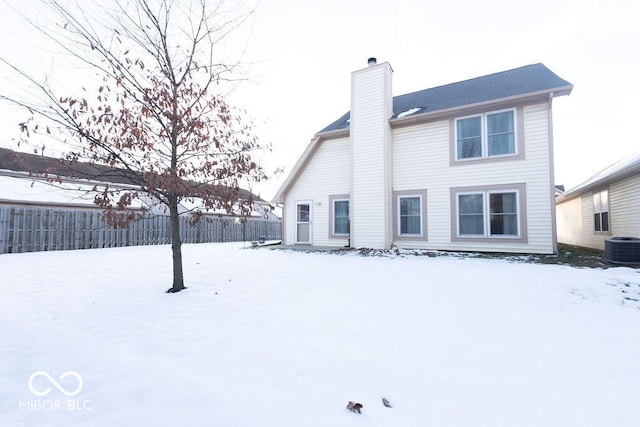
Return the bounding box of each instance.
[393,189,428,242]
[451,184,528,244]
[593,189,610,233]
[456,191,486,237]
[456,190,520,238]
[398,194,423,237]
[328,194,350,240]
[455,108,517,161]
[332,198,350,237]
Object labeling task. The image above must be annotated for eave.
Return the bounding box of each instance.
[272,129,349,204]
[556,159,640,204]
[272,85,573,205]
[390,85,573,129]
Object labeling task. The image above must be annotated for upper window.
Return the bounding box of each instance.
[333,199,350,235]
[593,190,609,232]
[399,196,422,235]
[456,110,516,160]
[457,190,519,238]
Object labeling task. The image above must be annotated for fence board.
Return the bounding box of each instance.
[0,205,281,254]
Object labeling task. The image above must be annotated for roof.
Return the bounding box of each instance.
[0,147,137,185]
[273,63,572,203]
[556,151,640,203]
[0,147,265,203]
[319,63,572,134]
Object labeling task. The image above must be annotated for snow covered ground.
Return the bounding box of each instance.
[1,243,639,427]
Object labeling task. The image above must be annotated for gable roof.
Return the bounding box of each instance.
[319,63,572,134]
[556,151,640,203]
[273,63,572,204]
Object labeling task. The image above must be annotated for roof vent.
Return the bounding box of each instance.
[605,237,640,266]
[367,57,377,67]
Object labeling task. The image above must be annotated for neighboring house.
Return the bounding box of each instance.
[0,147,279,219]
[556,151,640,250]
[273,60,572,254]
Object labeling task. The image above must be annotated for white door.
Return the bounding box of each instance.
[295,201,312,244]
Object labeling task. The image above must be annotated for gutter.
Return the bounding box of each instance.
[548,91,558,253]
[556,162,640,204]
[389,85,574,128]
[0,168,142,190]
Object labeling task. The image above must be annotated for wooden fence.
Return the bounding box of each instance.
[0,206,282,254]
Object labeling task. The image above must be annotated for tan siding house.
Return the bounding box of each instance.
[274,60,572,254]
[556,152,640,250]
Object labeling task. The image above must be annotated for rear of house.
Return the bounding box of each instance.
[274,60,572,254]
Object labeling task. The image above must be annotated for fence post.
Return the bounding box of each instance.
[0,206,9,254]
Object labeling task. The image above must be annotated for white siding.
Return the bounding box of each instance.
[392,103,555,254]
[350,63,393,249]
[556,196,583,245]
[611,174,640,238]
[283,137,350,247]
[558,193,604,249]
[557,174,640,250]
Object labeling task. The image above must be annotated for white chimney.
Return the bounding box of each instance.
[349,59,393,249]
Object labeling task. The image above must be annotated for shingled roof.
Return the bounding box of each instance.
[0,147,265,203]
[0,147,140,185]
[319,63,572,134]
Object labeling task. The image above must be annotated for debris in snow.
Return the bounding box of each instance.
[382,398,393,408]
[347,401,363,414]
[396,107,421,118]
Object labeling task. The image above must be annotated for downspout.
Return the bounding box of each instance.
[548,91,559,254]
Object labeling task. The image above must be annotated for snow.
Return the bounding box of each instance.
[396,107,421,118]
[1,243,639,426]
[0,175,105,207]
[0,174,266,218]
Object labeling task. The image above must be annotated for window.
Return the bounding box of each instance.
[593,190,609,232]
[456,110,516,160]
[489,192,518,235]
[333,199,350,235]
[458,194,484,235]
[456,116,482,159]
[399,196,422,235]
[393,189,428,241]
[329,195,350,239]
[456,190,520,238]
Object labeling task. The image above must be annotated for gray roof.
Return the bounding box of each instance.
[0,147,266,203]
[319,63,572,134]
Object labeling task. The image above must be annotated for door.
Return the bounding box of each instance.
[295,201,312,244]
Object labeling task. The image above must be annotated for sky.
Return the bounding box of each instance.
[1,0,639,200]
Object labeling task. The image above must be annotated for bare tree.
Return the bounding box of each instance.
[0,0,269,293]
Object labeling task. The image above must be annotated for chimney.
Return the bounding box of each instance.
[349,58,393,249]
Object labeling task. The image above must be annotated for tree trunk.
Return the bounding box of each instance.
[166,195,186,293]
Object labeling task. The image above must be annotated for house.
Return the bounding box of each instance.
[0,147,279,219]
[556,151,640,250]
[273,60,572,254]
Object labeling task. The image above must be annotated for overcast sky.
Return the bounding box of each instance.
[1,0,639,200]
